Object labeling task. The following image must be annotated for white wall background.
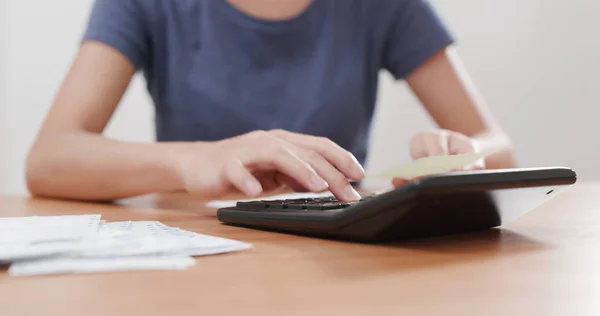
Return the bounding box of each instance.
[0,0,8,193]
[1,0,599,195]
[369,0,600,173]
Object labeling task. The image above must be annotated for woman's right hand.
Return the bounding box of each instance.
[173,130,365,202]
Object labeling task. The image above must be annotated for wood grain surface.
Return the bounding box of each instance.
[1,183,599,316]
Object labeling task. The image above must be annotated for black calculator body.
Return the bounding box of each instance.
[216,167,577,242]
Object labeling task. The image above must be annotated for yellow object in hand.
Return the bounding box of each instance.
[367,149,498,180]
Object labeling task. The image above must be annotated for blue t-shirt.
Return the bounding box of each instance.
[83,0,453,165]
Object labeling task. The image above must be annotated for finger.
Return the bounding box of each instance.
[392,178,411,188]
[247,144,330,193]
[253,171,285,193]
[223,159,263,197]
[270,130,365,181]
[410,131,450,159]
[298,149,361,201]
[447,132,477,155]
[274,173,309,192]
[447,132,485,170]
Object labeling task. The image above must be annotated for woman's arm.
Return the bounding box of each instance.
[26,41,188,201]
[27,42,366,202]
[405,46,518,169]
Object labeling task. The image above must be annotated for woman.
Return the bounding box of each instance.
[26,0,517,202]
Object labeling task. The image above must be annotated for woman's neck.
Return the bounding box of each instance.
[226,0,314,21]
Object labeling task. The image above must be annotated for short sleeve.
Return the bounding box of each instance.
[382,0,454,79]
[82,0,150,70]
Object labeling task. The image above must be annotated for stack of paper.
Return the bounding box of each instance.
[0,215,251,277]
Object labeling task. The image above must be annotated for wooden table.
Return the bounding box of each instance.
[1,183,599,315]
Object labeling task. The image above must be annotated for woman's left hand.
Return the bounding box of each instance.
[392,130,485,187]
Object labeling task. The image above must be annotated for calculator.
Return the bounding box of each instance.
[216,167,577,242]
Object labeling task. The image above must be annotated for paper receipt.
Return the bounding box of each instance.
[367,150,497,179]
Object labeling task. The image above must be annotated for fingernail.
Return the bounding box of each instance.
[352,157,366,176]
[344,185,361,201]
[355,164,366,179]
[310,174,329,191]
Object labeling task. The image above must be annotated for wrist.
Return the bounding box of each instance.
[157,142,193,192]
[161,141,218,192]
